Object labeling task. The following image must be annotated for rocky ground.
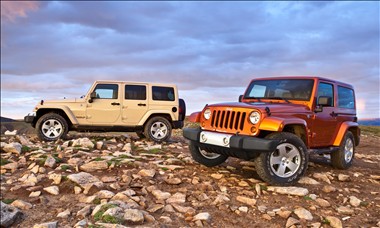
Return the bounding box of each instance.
[0,129,379,228]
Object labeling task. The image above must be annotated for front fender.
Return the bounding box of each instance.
[333,121,359,146]
[36,106,79,125]
[259,117,307,132]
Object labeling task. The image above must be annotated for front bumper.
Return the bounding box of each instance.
[183,128,279,160]
[24,114,36,124]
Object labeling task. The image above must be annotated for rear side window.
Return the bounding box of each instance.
[338,86,355,109]
[317,82,334,107]
[93,84,118,99]
[125,85,146,100]
[152,86,175,101]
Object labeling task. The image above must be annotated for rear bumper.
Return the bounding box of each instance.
[183,128,279,160]
[172,120,184,129]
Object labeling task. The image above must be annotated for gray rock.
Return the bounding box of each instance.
[313,173,331,184]
[122,143,131,152]
[298,177,320,185]
[166,192,186,204]
[0,201,23,227]
[67,172,104,189]
[267,186,309,196]
[337,206,354,215]
[33,221,58,228]
[96,190,115,199]
[44,156,56,168]
[43,186,60,195]
[338,174,350,182]
[236,196,257,207]
[80,161,108,172]
[57,209,70,218]
[164,177,182,185]
[2,142,22,155]
[77,205,92,218]
[286,217,300,227]
[123,209,144,224]
[193,212,211,222]
[96,141,104,150]
[72,138,94,149]
[326,216,343,228]
[48,174,62,185]
[349,196,361,207]
[294,207,313,221]
[74,218,87,227]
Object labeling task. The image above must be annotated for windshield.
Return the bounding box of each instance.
[244,79,314,101]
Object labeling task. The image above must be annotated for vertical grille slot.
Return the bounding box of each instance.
[235,112,241,130]
[229,111,235,129]
[211,110,216,126]
[220,111,226,128]
[215,110,221,127]
[240,112,246,130]
[224,111,230,128]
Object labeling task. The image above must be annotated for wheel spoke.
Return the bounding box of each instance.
[270,156,282,165]
[287,161,299,172]
[278,146,287,157]
[287,149,299,160]
[277,164,286,176]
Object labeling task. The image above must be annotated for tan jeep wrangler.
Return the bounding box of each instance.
[25,80,186,142]
[183,76,360,185]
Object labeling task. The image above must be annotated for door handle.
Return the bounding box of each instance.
[330,111,338,117]
[111,102,120,106]
[138,103,146,106]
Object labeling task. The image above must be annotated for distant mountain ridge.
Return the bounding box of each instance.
[1,116,15,123]
[358,118,380,126]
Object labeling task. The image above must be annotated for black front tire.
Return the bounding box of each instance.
[36,113,69,141]
[254,132,308,185]
[144,116,172,142]
[189,141,228,167]
[331,131,355,169]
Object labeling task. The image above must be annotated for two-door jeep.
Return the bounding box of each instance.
[183,77,360,185]
[25,80,186,142]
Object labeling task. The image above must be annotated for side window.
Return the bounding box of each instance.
[125,85,146,100]
[93,84,118,99]
[338,86,355,109]
[152,86,175,101]
[317,83,334,107]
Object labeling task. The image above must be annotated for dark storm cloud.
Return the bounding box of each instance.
[1,1,379,118]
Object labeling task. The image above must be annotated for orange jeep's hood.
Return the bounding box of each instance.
[207,102,310,113]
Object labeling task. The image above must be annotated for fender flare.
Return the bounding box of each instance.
[36,106,79,125]
[332,121,359,146]
[138,110,176,126]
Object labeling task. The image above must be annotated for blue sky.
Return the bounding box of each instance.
[1,1,379,119]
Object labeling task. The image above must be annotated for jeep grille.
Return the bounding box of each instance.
[211,110,247,131]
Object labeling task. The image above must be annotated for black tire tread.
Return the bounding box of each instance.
[189,141,228,167]
[144,116,172,142]
[36,113,68,141]
[331,131,355,169]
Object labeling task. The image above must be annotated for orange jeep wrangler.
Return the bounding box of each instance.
[183,77,360,185]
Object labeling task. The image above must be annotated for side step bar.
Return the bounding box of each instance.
[308,147,339,155]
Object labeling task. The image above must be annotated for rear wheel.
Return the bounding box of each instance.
[189,141,228,167]
[36,113,68,141]
[144,116,172,142]
[255,132,308,185]
[331,131,355,169]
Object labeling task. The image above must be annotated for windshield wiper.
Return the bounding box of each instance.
[267,97,290,103]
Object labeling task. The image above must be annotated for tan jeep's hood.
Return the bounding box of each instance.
[43,98,84,104]
[207,102,310,113]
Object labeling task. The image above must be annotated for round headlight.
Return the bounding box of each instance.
[249,111,260,124]
[203,109,212,120]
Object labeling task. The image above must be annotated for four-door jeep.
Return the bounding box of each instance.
[183,77,360,185]
[25,80,186,142]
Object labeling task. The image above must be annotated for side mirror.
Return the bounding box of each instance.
[238,95,243,102]
[318,96,332,106]
[89,91,97,103]
[315,96,332,113]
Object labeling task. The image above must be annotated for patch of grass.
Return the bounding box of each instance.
[118,154,132,159]
[91,157,105,162]
[21,145,31,153]
[304,196,313,201]
[88,225,103,228]
[52,154,63,163]
[60,165,72,171]
[360,126,380,137]
[94,204,117,221]
[0,158,11,166]
[322,217,330,225]
[148,148,161,153]
[102,214,123,224]
[2,198,16,204]
[259,185,268,191]
[360,201,369,207]
[161,167,169,171]
[107,158,122,167]
[92,198,101,205]
[38,157,48,166]
[61,175,69,181]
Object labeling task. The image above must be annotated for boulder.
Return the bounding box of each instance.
[0,202,23,227]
